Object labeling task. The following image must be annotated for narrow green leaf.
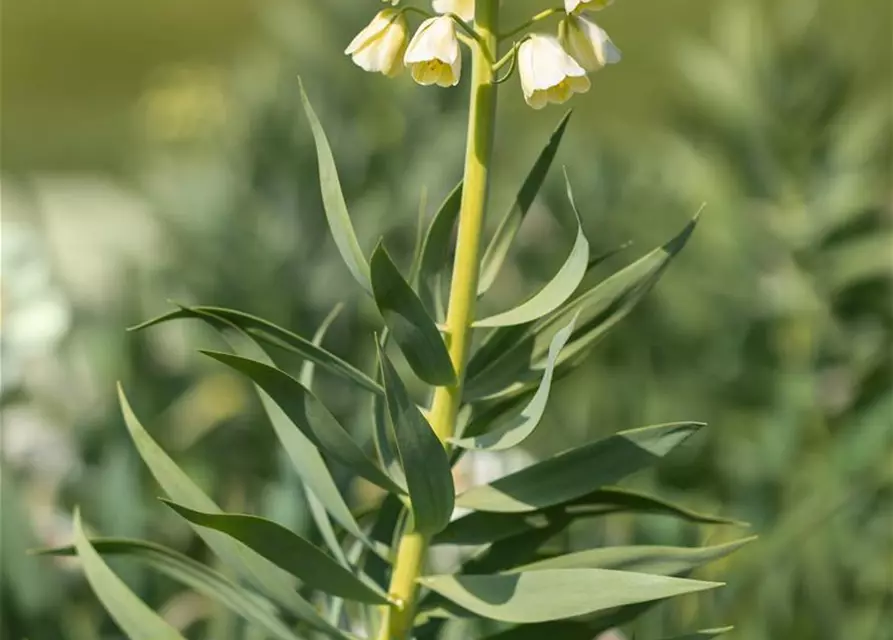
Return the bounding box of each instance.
[370,332,406,487]
[473,176,589,327]
[162,501,389,605]
[450,314,577,451]
[408,187,429,285]
[202,350,406,497]
[71,511,187,640]
[478,110,573,295]
[298,79,371,294]
[509,537,755,574]
[371,243,455,386]
[299,303,344,389]
[477,603,654,640]
[455,422,705,513]
[417,182,462,319]
[131,305,381,395]
[38,538,301,640]
[378,347,455,535]
[117,385,351,639]
[418,568,720,624]
[658,628,734,640]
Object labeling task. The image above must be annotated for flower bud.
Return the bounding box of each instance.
[565,0,614,14]
[559,13,621,72]
[432,0,474,22]
[404,16,462,87]
[345,9,409,77]
[518,34,590,109]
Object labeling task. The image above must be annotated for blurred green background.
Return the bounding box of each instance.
[2,1,891,639]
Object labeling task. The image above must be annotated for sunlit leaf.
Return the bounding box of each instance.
[371,243,455,386]
[378,347,455,535]
[70,511,187,640]
[478,111,573,295]
[39,538,301,640]
[455,422,705,513]
[299,78,371,294]
[418,568,720,624]
[162,501,389,605]
[417,182,462,320]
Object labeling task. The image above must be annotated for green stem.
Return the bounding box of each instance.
[376,2,500,638]
[498,6,564,41]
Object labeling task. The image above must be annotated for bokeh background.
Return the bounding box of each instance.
[2,0,891,639]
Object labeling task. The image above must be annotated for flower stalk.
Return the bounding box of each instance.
[377,1,500,638]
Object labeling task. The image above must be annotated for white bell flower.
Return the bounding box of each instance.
[345,10,409,77]
[432,0,474,22]
[404,16,462,87]
[565,0,614,14]
[559,13,621,71]
[518,34,590,109]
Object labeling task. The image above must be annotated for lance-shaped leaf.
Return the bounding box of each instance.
[417,182,462,319]
[417,568,720,624]
[465,216,699,402]
[378,347,454,535]
[658,628,734,639]
[202,350,406,497]
[371,243,455,386]
[162,501,389,605]
[477,603,655,640]
[131,305,381,395]
[450,314,577,451]
[478,110,573,295]
[509,537,756,574]
[117,386,351,639]
[474,176,589,328]
[70,511,187,640]
[38,538,302,640]
[299,79,371,294]
[455,422,704,513]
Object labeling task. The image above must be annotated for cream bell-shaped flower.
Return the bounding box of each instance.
[559,13,621,72]
[404,16,462,87]
[518,34,590,110]
[345,9,408,77]
[565,0,614,14]
[432,0,474,22]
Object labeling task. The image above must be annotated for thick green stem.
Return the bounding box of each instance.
[376,2,499,638]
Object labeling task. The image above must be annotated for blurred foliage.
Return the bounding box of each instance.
[1,0,891,639]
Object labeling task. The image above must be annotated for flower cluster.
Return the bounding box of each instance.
[345,0,621,109]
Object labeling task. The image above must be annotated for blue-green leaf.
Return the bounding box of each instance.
[473,175,589,327]
[38,538,301,640]
[299,79,371,294]
[450,314,577,451]
[162,501,389,605]
[417,568,720,624]
[378,347,455,535]
[71,511,187,640]
[371,243,455,386]
[478,110,573,295]
[455,422,705,513]
[418,182,462,319]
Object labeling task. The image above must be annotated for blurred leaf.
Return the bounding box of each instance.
[38,538,302,640]
[117,385,350,638]
[132,305,381,394]
[510,537,755,574]
[657,628,734,639]
[418,568,719,623]
[435,486,742,547]
[371,243,455,386]
[202,350,405,496]
[474,175,589,328]
[71,511,187,640]
[378,346,455,535]
[418,181,462,319]
[162,501,389,604]
[478,110,573,295]
[299,78,371,294]
[455,422,705,513]
[450,313,577,451]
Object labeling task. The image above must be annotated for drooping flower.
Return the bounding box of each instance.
[345,9,409,77]
[518,34,590,109]
[564,0,614,14]
[432,0,474,22]
[559,13,621,72]
[404,16,462,87]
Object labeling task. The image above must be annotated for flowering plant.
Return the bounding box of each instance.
[40,2,749,639]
